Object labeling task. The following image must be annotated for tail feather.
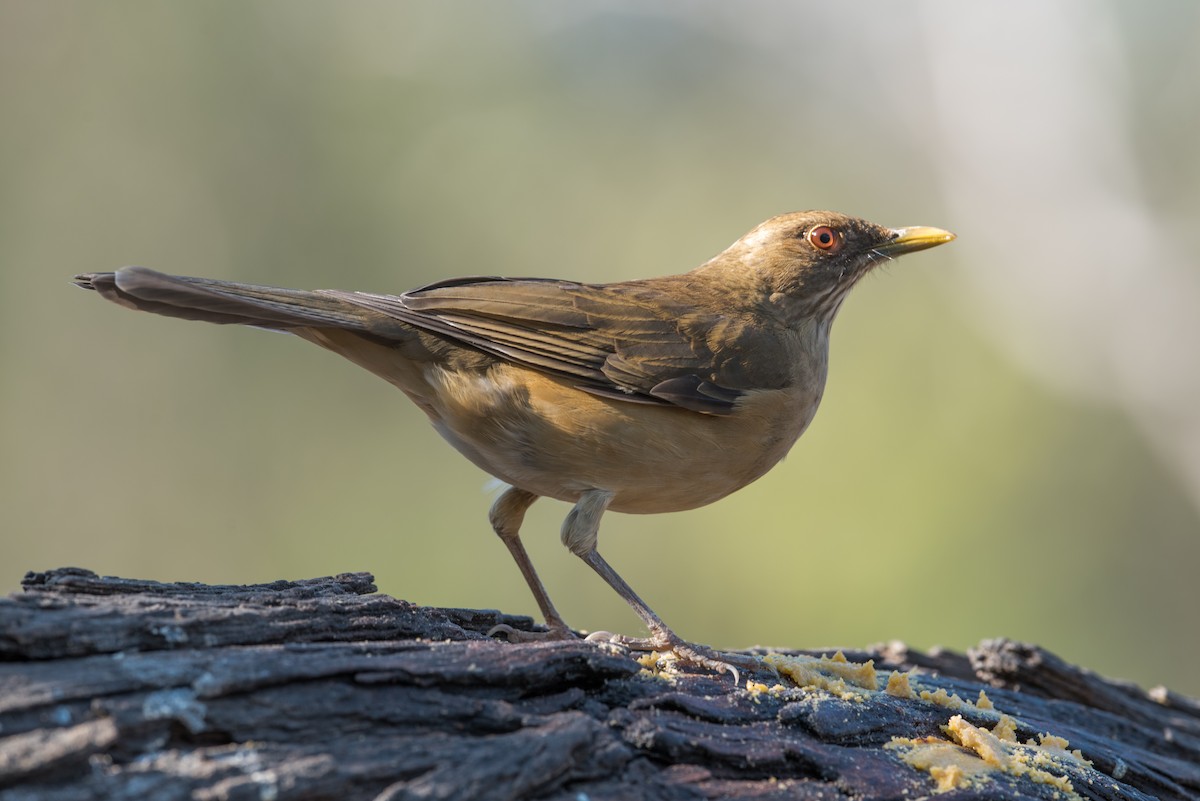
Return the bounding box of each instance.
[74,267,371,330]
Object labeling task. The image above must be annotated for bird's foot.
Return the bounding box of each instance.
[487,621,577,643]
[586,630,771,684]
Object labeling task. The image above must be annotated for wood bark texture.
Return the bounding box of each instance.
[0,567,1196,800]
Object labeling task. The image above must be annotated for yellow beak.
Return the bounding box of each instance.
[879,226,957,256]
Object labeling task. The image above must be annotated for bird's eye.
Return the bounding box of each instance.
[806,226,842,252]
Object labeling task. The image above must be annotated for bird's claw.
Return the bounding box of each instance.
[491,625,773,686]
[589,630,771,684]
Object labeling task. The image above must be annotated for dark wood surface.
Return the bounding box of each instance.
[1,568,1196,800]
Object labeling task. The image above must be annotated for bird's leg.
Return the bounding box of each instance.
[486,486,576,642]
[563,489,763,680]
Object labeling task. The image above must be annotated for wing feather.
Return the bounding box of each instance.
[323,277,759,415]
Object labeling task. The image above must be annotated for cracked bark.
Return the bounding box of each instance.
[1,567,1196,800]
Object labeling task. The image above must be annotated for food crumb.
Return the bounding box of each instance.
[764,651,878,699]
[886,670,916,699]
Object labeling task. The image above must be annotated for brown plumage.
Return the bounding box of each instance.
[74,210,954,676]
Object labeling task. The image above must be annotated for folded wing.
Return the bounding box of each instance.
[323,276,757,415]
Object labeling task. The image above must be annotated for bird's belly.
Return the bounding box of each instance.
[424,364,821,514]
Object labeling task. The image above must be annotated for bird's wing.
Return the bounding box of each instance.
[320,276,763,415]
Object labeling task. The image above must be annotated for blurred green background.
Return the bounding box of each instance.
[2,2,1198,695]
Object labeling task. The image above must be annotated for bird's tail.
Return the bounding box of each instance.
[73,267,375,331]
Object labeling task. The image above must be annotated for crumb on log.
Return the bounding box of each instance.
[1,567,1197,800]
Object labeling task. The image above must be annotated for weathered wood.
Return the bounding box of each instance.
[1,568,1196,800]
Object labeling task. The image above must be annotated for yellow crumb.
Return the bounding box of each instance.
[764,652,878,699]
[948,715,1078,795]
[914,684,1002,715]
[885,736,992,792]
[991,715,1018,742]
[929,764,966,793]
[1038,733,1070,750]
[919,687,967,711]
[635,650,680,681]
[886,670,916,699]
[890,716,1088,797]
[946,715,1010,767]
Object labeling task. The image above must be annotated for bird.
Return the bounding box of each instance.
[73,210,954,675]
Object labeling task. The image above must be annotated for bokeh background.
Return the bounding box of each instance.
[2,2,1198,695]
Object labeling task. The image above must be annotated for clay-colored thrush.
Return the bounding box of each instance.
[74,210,953,674]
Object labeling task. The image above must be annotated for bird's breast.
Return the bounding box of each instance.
[421,363,825,514]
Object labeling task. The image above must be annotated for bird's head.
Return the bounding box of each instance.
[706,210,955,326]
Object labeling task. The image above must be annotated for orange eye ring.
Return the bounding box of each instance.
[807,225,842,252]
